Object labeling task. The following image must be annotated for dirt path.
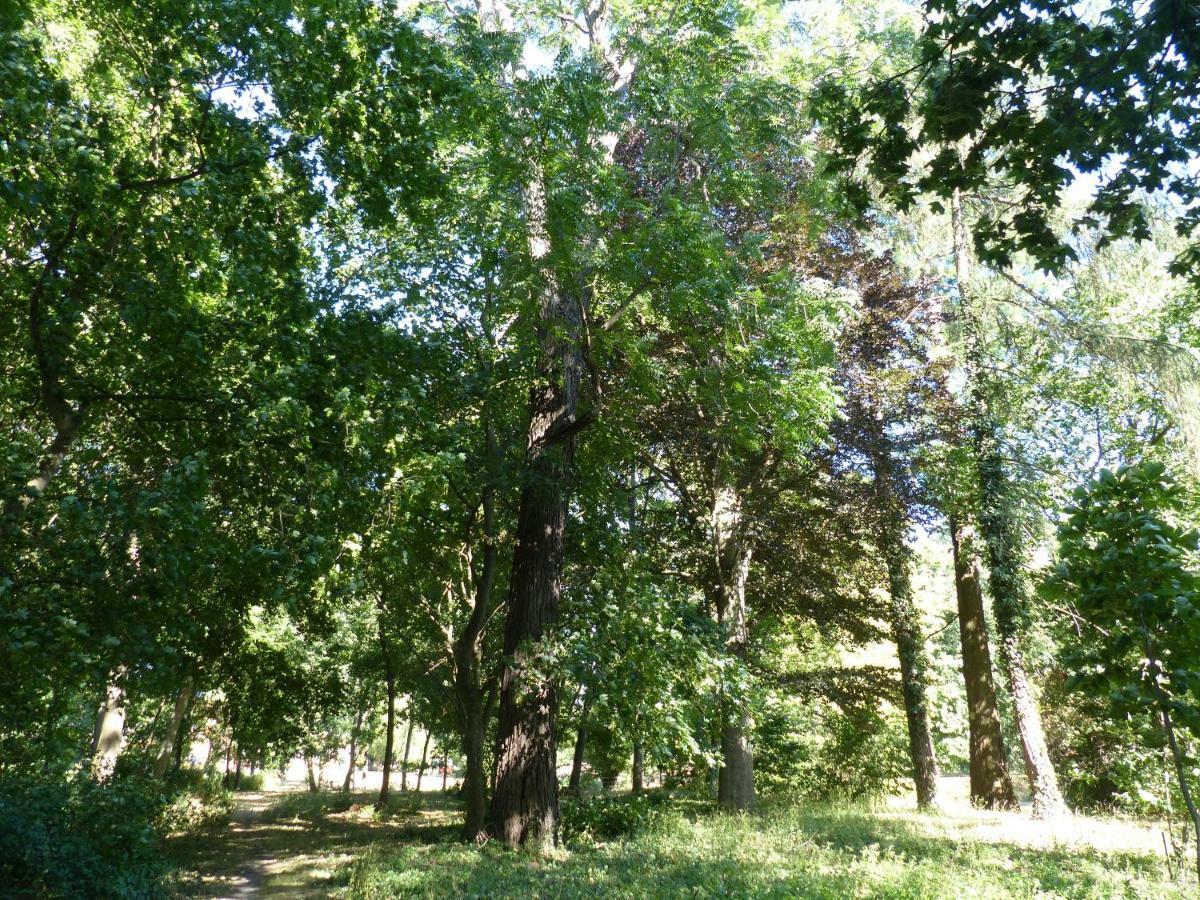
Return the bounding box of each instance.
[168,785,460,898]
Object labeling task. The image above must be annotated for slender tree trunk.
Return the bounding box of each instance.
[453,435,499,840]
[153,675,194,779]
[950,516,1019,809]
[416,732,432,792]
[173,689,196,774]
[442,753,449,792]
[400,718,414,791]
[305,755,317,792]
[343,704,365,793]
[952,191,1065,819]
[91,667,128,782]
[711,485,756,813]
[234,750,243,790]
[1161,705,1200,882]
[568,695,591,795]
[378,631,397,809]
[870,445,940,809]
[885,558,940,809]
[632,741,644,795]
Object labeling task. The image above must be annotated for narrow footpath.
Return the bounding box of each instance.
[167,784,459,898]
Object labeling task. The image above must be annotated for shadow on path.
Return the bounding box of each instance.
[167,786,460,898]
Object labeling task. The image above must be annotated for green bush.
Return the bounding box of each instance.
[0,772,168,899]
[232,771,265,791]
[755,695,909,802]
[158,770,234,832]
[560,791,671,845]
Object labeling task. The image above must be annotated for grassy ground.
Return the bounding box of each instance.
[168,782,1195,899]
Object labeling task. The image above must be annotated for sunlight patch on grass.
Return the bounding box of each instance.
[349,803,1192,899]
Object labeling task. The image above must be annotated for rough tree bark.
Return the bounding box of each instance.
[950,516,1019,809]
[710,484,756,813]
[952,192,1065,819]
[486,166,585,849]
[153,674,194,779]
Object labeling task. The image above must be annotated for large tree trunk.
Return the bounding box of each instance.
[950,517,1019,810]
[378,630,397,809]
[488,176,585,851]
[952,192,1065,819]
[91,667,128,783]
[870,446,940,809]
[711,485,756,813]
[153,675,194,779]
[305,755,318,792]
[342,703,365,793]
[400,718,414,791]
[631,741,644,795]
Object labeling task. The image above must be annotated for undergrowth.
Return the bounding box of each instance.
[349,799,1192,899]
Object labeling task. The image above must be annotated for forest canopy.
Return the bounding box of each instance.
[2,1,1200,896]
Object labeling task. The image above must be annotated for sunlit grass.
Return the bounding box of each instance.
[349,800,1192,899]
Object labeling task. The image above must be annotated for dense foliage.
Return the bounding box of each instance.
[2,0,1199,895]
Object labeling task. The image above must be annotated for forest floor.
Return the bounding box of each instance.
[167,777,1194,898]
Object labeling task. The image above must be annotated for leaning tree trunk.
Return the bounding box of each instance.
[2,216,86,539]
[950,516,1019,810]
[871,442,940,808]
[711,485,756,813]
[400,718,414,792]
[343,703,365,793]
[416,732,432,792]
[568,690,591,795]
[487,174,585,851]
[153,674,194,779]
[952,192,1065,819]
[91,666,128,783]
[881,540,941,808]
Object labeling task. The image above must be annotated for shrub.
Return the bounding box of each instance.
[233,771,265,791]
[158,770,234,832]
[560,791,671,845]
[0,772,168,899]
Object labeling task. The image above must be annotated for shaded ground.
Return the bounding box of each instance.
[167,783,459,898]
[168,776,1188,899]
